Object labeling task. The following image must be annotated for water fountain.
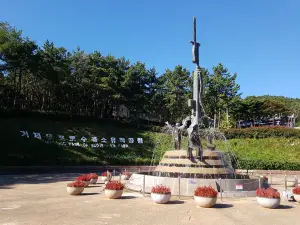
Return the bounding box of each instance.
[127,17,263,197]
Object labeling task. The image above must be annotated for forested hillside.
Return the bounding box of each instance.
[1,22,299,127]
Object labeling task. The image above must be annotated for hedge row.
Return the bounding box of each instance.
[235,159,300,171]
[223,126,300,139]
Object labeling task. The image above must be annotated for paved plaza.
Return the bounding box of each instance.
[1,173,300,225]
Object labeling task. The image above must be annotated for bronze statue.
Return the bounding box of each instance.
[183,16,204,160]
[165,121,184,150]
[181,115,203,159]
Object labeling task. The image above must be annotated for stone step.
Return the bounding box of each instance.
[155,166,234,174]
[159,158,226,166]
[164,150,224,158]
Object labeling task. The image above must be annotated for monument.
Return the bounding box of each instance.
[127,17,262,197]
[154,16,234,178]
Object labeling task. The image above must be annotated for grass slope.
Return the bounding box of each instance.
[218,138,300,170]
[1,117,300,169]
[0,117,174,166]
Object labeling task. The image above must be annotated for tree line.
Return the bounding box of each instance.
[0,22,299,127]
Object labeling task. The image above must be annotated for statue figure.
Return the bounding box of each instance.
[181,115,203,159]
[181,16,204,160]
[206,130,216,150]
[165,121,184,150]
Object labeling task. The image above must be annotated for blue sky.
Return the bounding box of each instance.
[1,0,300,98]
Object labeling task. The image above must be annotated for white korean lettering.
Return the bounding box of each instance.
[137,138,143,144]
[20,130,29,138]
[33,132,42,140]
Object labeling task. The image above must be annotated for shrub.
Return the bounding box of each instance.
[105,181,124,190]
[292,187,300,195]
[67,181,85,187]
[76,174,90,181]
[101,171,112,177]
[150,126,163,133]
[151,185,171,194]
[88,173,98,179]
[194,186,217,197]
[234,159,300,171]
[223,126,300,139]
[256,188,280,198]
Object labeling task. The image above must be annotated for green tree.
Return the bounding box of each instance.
[0,22,39,109]
[204,63,241,128]
[160,65,192,123]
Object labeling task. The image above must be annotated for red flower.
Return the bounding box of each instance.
[105,181,124,190]
[67,181,85,187]
[151,185,171,194]
[292,187,300,195]
[194,186,218,197]
[256,188,280,198]
[76,174,90,181]
[88,173,98,179]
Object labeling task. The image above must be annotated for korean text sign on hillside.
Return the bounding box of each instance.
[20,130,143,148]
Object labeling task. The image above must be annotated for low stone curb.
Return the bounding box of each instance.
[2,166,300,175]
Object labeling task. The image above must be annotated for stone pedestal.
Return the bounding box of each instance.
[154,150,234,179]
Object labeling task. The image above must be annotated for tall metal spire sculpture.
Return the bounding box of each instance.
[183,16,204,159]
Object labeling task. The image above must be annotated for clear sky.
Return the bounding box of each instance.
[1,0,300,98]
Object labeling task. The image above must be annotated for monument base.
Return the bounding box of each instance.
[154,150,235,179]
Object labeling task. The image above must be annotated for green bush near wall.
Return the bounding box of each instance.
[223,126,300,139]
[217,138,300,170]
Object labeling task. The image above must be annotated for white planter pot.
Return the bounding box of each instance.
[90,178,98,184]
[83,181,90,187]
[293,194,300,203]
[105,189,123,199]
[151,193,171,204]
[256,197,280,208]
[194,196,217,208]
[67,187,84,195]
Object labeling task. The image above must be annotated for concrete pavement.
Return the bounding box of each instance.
[1,173,300,225]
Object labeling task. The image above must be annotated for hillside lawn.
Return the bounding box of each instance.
[1,117,300,170]
[0,117,173,166]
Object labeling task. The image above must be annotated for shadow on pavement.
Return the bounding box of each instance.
[120,196,137,199]
[0,173,83,189]
[167,200,185,204]
[277,205,294,209]
[214,203,234,208]
[81,193,99,196]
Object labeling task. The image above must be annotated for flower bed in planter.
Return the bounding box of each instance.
[256,188,280,209]
[88,173,98,184]
[104,181,124,199]
[100,172,112,182]
[67,181,85,195]
[76,174,90,187]
[292,187,300,203]
[121,171,132,180]
[151,185,171,204]
[194,186,217,208]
